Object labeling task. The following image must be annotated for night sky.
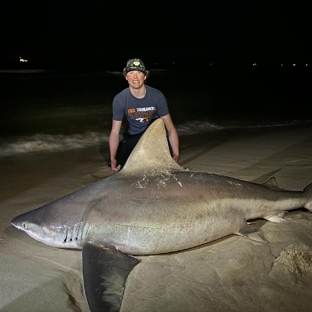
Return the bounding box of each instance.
[1,0,310,68]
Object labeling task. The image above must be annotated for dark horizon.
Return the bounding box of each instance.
[1,0,311,71]
[1,51,311,72]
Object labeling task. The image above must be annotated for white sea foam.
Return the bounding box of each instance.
[177,120,224,134]
[0,132,109,157]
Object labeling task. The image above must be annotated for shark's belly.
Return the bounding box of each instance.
[88,207,246,255]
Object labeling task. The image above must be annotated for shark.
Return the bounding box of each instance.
[11,119,312,312]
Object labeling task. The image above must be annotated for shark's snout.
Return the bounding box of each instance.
[11,216,27,231]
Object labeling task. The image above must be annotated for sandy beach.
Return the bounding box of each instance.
[1,124,312,312]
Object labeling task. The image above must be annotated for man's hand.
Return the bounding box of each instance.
[172,155,179,163]
[109,120,123,172]
[110,158,121,172]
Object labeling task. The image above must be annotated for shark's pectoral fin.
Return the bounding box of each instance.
[82,242,141,312]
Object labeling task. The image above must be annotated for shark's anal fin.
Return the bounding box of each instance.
[236,222,259,237]
[82,242,141,312]
[236,222,265,243]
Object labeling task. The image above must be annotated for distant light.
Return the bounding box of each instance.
[292,63,296,67]
[252,63,257,66]
[280,63,283,66]
[19,56,28,63]
[210,63,213,66]
[305,63,309,67]
[172,61,175,65]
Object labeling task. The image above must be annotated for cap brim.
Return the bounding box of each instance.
[126,67,146,73]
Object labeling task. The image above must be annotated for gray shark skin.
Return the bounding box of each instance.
[11,119,312,312]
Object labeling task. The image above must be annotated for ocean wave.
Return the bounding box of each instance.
[177,120,224,134]
[0,120,219,156]
[0,132,109,157]
[175,119,312,135]
[1,119,311,157]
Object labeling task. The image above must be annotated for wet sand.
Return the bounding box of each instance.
[1,124,312,312]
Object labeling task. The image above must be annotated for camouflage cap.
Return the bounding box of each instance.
[124,58,146,73]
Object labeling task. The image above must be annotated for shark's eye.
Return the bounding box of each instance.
[22,223,27,229]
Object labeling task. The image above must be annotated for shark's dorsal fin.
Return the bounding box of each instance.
[122,118,184,174]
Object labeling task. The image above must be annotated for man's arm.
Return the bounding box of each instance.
[109,120,123,171]
[161,114,179,162]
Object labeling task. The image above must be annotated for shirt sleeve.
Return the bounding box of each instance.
[112,95,124,121]
[155,91,169,117]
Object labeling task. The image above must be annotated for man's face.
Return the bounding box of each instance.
[126,70,146,89]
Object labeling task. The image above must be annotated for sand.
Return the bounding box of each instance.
[1,124,312,312]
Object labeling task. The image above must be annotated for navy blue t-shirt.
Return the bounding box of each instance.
[112,85,169,135]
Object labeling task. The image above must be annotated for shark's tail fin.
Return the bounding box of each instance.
[303,183,312,211]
